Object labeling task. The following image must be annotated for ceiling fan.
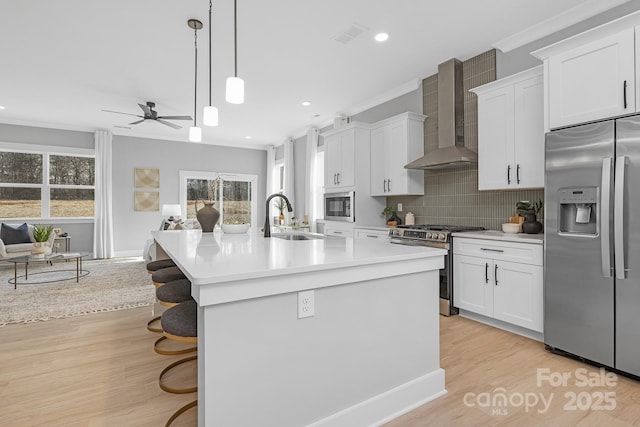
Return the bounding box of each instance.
[102,101,192,129]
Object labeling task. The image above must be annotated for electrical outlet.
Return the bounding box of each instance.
[298,290,315,319]
[397,203,403,212]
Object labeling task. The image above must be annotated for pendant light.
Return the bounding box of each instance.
[188,19,203,142]
[203,0,219,126]
[225,0,244,104]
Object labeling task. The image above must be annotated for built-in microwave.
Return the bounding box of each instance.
[324,191,355,222]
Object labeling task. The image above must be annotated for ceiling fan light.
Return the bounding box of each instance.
[189,126,202,142]
[203,106,219,126]
[226,77,244,104]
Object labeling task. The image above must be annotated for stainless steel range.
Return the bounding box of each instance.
[389,224,484,316]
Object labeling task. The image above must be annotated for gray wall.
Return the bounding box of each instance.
[0,123,267,256]
[112,135,266,255]
[497,0,640,78]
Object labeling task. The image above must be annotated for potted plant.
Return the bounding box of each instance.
[382,206,402,227]
[516,200,543,234]
[32,224,54,255]
[274,198,286,225]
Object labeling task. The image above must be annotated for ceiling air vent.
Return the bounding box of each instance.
[332,23,368,44]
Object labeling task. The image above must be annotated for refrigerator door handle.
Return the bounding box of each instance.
[601,157,612,278]
[615,155,628,279]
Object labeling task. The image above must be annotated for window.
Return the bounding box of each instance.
[0,149,95,219]
[179,171,258,228]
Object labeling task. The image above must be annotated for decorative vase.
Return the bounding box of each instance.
[522,214,543,234]
[279,213,285,225]
[32,242,52,255]
[387,212,402,227]
[195,200,220,232]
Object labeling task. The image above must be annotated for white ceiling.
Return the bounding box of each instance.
[0,0,627,149]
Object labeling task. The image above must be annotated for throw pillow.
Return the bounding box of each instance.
[1,223,32,245]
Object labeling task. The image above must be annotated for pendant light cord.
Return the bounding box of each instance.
[234,0,237,78]
[208,0,212,106]
[193,27,198,126]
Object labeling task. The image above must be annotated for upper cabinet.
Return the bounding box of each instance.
[370,112,426,196]
[532,12,640,130]
[471,66,544,191]
[323,122,371,191]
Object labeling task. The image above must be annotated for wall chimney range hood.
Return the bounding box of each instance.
[405,58,477,170]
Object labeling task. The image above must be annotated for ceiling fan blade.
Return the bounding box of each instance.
[129,119,146,125]
[158,115,193,121]
[157,119,182,130]
[102,109,142,118]
[138,103,152,116]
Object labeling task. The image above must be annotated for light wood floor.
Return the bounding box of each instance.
[1,309,640,426]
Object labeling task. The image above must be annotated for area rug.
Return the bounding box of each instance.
[0,257,155,327]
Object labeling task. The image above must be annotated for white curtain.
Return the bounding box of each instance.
[265,145,276,222]
[284,138,295,224]
[94,130,114,259]
[304,128,319,232]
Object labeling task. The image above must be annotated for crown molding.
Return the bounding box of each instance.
[493,0,632,52]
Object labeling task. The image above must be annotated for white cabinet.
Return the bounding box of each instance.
[324,222,354,238]
[324,127,356,190]
[472,66,544,190]
[532,12,640,130]
[453,237,543,333]
[370,112,426,196]
[353,227,390,242]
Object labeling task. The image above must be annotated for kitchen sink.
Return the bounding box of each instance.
[271,232,325,241]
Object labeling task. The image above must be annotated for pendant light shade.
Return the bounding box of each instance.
[226,0,244,104]
[204,0,219,126]
[188,19,203,142]
[189,126,202,142]
[225,76,244,104]
[203,106,219,126]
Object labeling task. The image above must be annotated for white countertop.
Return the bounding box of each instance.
[452,230,544,244]
[152,229,446,287]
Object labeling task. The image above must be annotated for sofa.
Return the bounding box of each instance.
[0,223,57,260]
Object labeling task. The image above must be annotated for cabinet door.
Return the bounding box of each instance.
[548,28,635,129]
[324,135,341,189]
[477,85,514,190]
[370,127,388,196]
[513,74,544,189]
[337,130,355,187]
[386,120,409,196]
[453,254,493,317]
[493,260,543,332]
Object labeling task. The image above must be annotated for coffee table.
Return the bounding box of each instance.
[6,252,90,288]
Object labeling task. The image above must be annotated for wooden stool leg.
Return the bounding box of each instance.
[159,355,197,394]
[165,399,197,427]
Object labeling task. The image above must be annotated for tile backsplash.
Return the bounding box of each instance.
[388,49,544,231]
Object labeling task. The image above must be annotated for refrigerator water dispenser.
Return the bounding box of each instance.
[558,187,598,235]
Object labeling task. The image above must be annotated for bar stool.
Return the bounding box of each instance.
[147,266,187,332]
[159,299,198,426]
[154,279,196,355]
[146,258,176,274]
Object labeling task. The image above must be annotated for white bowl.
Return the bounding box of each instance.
[502,223,520,234]
[221,223,250,234]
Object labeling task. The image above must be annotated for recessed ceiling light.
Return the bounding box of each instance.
[374,33,389,42]
[245,136,252,139]
[301,101,311,107]
[0,106,6,110]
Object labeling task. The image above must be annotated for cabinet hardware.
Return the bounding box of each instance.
[337,172,340,184]
[480,248,504,253]
[624,80,628,109]
[383,179,388,192]
[507,165,511,184]
[485,262,489,284]
[387,179,391,192]
[333,173,337,185]
[334,231,343,234]
[366,235,379,238]
[494,264,499,286]
[516,164,521,184]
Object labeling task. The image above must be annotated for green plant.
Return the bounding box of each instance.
[274,198,286,214]
[32,224,54,242]
[382,206,396,217]
[516,199,543,217]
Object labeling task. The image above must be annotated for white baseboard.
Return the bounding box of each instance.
[307,369,447,427]
[113,250,144,258]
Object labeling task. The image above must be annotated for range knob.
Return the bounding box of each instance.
[425,232,432,239]
[438,233,446,241]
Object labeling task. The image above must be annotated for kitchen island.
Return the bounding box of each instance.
[152,229,447,427]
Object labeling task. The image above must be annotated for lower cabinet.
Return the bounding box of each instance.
[453,237,543,333]
[324,222,355,238]
[353,227,390,242]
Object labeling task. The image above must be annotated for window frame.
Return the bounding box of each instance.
[0,143,95,221]
[179,170,258,230]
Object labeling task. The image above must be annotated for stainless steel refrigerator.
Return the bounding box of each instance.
[545,115,640,377]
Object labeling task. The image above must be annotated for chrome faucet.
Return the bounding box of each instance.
[264,193,293,237]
